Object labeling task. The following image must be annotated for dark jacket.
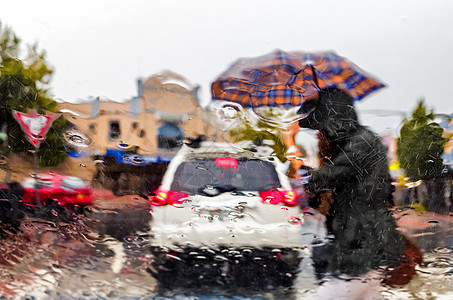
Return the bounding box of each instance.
[299,88,404,276]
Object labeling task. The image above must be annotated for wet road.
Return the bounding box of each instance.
[0,190,452,299]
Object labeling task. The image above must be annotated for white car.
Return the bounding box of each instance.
[148,141,312,287]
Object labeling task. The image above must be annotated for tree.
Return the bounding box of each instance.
[397,100,448,181]
[0,22,67,167]
[227,108,288,163]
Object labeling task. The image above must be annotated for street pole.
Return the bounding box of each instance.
[31,148,42,209]
[1,124,11,184]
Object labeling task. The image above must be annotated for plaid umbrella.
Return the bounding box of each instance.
[211,49,385,108]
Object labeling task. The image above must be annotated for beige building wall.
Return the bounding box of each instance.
[58,71,221,155]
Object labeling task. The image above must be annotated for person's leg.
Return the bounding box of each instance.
[311,242,331,281]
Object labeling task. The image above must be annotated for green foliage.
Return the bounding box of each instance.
[228,108,288,162]
[397,100,448,180]
[0,22,67,167]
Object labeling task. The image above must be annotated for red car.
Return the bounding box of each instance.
[22,172,93,210]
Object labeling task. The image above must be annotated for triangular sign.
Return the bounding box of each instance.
[12,110,62,148]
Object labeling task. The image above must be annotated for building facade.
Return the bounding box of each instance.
[59,71,220,158]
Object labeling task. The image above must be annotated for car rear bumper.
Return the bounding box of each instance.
[150,220,305,249]
[148,246,303,288]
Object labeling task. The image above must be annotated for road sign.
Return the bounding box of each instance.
[12,109,61,148]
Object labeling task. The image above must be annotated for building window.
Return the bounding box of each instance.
[109,121,121,140]
[131,122,138,130]
[157,122,183,150]
[139,129,146,138]
[89,123,96,133]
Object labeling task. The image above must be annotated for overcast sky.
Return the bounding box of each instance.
[2,0,453,133]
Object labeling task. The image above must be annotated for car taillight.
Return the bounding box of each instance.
[151,190,189,206]
[259,189,298,206]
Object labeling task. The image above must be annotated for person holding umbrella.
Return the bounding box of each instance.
[298,87,422,292]
[212,50,423,297]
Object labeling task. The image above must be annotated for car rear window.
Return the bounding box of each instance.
[170,157,281,194]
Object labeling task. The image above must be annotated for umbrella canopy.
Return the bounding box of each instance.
[211,49,385,109]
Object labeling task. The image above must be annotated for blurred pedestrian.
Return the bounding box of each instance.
[297,88,423,296]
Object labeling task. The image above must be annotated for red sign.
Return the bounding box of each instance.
[12,110,61,148]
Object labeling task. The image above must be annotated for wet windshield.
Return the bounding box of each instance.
[170,158,281,194]
[1,1,452,299]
